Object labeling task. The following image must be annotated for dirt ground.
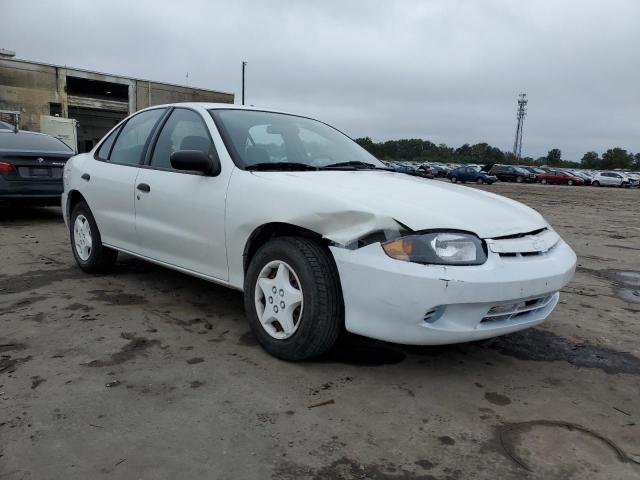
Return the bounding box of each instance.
[1,182,639,480]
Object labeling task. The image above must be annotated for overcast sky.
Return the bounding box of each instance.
[3,0,638,160]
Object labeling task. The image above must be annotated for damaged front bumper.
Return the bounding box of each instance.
[330,238,576,345]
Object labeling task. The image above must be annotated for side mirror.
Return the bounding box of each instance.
[170,150,221,176]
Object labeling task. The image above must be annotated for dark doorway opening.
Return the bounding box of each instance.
[68,107,126,153]
[66,77,129,101]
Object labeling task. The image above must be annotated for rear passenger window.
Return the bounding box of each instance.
[150,109,215,170]
[110,109,165,165]
[96,126,121,160]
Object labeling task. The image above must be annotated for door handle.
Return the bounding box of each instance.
[81,173,90,181]
[136,183,151,193]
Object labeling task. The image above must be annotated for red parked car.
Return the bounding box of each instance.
[538,170,585,186]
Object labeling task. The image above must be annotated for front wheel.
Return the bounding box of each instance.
[592,180,600,187]
[516,176,523,183]
[541,179,547,184]
[450,176,457,183]
[70,201,118,273]
[244,237,343,361]
[568,180,574,186]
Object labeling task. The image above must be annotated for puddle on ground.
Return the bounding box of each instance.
[577,268,640,304]
[496,420,640,477]
[482,328,640,375]
[609,271,640,303]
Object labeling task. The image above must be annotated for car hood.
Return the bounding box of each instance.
[252,170,547,239]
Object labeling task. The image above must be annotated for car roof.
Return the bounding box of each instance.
[138,102,293,115]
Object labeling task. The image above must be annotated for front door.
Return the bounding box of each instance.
[134,108,228,281]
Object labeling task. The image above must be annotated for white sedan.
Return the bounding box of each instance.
[62,103,577,360]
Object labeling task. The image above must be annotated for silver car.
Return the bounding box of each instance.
[591,171,629,187]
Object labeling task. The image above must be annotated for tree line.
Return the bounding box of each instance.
[354,137,640,170]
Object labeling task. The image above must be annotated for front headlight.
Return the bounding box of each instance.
[382,231,487,265]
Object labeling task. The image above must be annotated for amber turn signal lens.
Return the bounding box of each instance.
[382,238,413,261]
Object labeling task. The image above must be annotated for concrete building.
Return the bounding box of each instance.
[0,54,234,152]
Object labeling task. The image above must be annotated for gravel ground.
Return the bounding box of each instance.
[1,182,639,479]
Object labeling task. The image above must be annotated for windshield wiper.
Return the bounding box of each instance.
[321,161,392,170]
[245,162,318,171]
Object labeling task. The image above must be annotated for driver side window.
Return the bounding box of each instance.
[150,109,216,170]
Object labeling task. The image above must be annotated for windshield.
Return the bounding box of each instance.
[210,109,386,169]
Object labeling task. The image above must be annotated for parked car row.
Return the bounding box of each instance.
[382,161,639,189]
[479,164,638,188]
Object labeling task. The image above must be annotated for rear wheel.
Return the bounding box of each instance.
[568,180,574,186]
[516,176,524,183]
[541,178,547,184]
[450,176,457,183]
[70,201,118,273]
[476,178,483,184]
[592,180,600,187]
[244,237,343,361]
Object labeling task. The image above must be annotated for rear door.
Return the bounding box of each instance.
[600,173,614,186]
[81,108,166,253]
[500,166,514,181]
[464,167,475,181]
[610,173,623,186]
[134,107,228,280]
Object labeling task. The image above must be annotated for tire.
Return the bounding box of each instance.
[516,176,523,183]
[70,201,118,273]
[244,237,343,361]
[592,181,600,187]
[568,180,574,186]
[476,178,483,184]
[450,176,457,183]
[541,179,547,184]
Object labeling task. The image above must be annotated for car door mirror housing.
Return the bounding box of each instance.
[170,150,221,176]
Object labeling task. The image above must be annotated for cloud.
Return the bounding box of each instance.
[2,0,638,159]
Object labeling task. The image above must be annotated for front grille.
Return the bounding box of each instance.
[498,251,543,258]
[489,228,560,257]
[481,294,555,323]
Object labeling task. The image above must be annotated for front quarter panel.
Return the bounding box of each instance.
[225,170,400,289]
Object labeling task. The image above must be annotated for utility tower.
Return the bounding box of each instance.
[512,93,527,160]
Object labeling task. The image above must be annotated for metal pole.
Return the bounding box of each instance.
[242,61,247,105]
